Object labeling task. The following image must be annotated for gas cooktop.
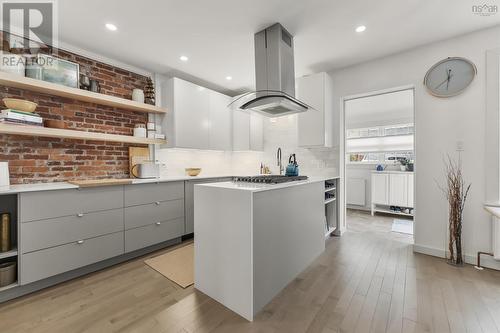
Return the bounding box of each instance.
[235,175,308,184]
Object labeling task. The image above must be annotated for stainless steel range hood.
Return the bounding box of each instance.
[231,23,310,117]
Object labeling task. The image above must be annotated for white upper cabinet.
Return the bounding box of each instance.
[209,90,232,150]
[296,72,333,148]
[232,110,263,151]
[161,77,232,150]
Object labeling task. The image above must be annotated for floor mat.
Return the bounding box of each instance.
[145,243,194,288]
[391,219,413,235]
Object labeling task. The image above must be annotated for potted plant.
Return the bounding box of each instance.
[439,155,471,266]
[398,157,408,171]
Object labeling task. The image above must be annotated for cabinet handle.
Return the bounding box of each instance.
[155,222,161,225]
[76,240,84,244]
[77,213,84,217]
[155,201,160,205]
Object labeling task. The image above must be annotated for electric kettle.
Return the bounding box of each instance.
[285,154,299,177]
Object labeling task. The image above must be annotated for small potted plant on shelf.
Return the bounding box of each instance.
[398,157,408,171]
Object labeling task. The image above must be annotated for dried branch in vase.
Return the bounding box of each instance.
[438,155,471,266]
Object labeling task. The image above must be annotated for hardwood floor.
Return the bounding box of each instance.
[2,210,500,332]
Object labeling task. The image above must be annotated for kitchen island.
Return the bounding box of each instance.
[194,178,327,321]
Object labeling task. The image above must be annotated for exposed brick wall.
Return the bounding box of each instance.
[0,33,150,184]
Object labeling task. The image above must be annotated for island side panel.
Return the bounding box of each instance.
[252,181,325,315]
[194,185,254,321]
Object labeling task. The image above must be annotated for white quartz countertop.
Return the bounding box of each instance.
[196,176,339,193]
[484,205,500,218]
[0,174,235,195]
[0,174,340,195]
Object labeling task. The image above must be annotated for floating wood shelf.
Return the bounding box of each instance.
[0,72,167,114]
[0,248,17,260]
[0,124,166,145]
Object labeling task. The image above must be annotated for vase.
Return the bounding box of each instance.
[447,214,464,266]
[132,89,145,103]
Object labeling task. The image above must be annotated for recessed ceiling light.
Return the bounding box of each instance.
[355,25,366,33]
[180,55,189,62]
[226,76,232,81]
[105,23,117,31]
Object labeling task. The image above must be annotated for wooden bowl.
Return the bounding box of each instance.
[185,168,202,177]
[44,119,67,129]
[3,98,37,113]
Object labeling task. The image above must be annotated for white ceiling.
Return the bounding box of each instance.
[345,89,414,128]
[58,0,500,95]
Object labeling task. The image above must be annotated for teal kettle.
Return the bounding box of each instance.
[285,154,299,177]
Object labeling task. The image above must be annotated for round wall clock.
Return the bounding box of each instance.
[423,57,477,97]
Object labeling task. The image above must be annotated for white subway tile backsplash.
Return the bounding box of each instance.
[156,114,338,177]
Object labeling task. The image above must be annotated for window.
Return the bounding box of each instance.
[347,124,414,164]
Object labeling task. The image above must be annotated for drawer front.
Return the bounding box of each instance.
[20,186,124,222]
[125,218,184,253]
[21,209,124,254]
[124,182,184,206]
[124,199,184,230]
[20,232,124,285]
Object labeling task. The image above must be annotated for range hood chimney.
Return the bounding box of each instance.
[231,23,310,117]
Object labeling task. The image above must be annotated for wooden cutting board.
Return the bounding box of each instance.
[129,147,150,177]
[68,179,133,188]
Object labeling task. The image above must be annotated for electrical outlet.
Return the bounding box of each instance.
[456,141,464,151]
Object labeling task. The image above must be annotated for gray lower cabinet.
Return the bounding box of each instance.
[20,232,124,285]
[185,177,233,234]
[125,218,185,252]
[21,209,124,254]
[124,199,184,230]
[124,182,184,206]
[20,186,124,222]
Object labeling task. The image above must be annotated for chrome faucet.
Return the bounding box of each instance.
[277,147,284,175]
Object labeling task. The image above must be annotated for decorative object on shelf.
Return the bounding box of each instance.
[376,164,385,172]
[89,79,100,93]
[79,66,91,90]
[79,73,90,90]
[25,59,43,80]
[2,98,37,113]
[424,57,476,98]
[0,213,11,252]
[144,77,156,105]
[0,261,16,288]
[133,123,147,138]
[0,162,9,188]
[399,158,408,171]
[0,108,43,126]
[132,88,145,103]
[37,54,79,88]
[438,155,471,266]
[185,168,202,177]
[146,122,156,138]
[44,119,67,129]
[0,52,25,76]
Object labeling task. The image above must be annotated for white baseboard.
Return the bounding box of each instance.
[413,243,500,270]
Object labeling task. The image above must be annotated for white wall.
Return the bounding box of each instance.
[330,25,500,269]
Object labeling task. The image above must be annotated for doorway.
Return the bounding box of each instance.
[343,87,415,240]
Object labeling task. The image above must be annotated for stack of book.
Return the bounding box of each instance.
[0,109,43,126]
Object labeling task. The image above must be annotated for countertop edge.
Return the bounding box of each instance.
[1,175,340,195]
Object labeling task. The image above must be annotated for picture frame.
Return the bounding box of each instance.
[36,54,79,88]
